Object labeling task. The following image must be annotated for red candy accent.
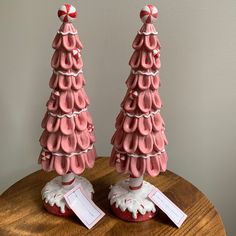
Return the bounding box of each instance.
[129,90,138,99]
[115,153,126,163]
[41,151,50,160]
[52,90,60,98]
[73,49,81,60]
[111,203,157,222]
[87,124,94,133]
[153,49,160,59]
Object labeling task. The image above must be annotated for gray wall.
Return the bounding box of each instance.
[1,0,235,235]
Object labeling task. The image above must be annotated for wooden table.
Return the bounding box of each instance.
[0,157,226,236]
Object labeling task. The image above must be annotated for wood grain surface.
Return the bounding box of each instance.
[0,157,226,236]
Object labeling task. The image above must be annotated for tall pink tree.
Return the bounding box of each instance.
[108,5,168,222]
[38,4,96,217]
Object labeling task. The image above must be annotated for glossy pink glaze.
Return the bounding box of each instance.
[126,73,160,90]
[39,148,96,175]
[53,23,83,50]
[46,89,89,113]
[110,21,167,177]
[110,148,167,178]
[39,22,96,175]
[50,73,85,90]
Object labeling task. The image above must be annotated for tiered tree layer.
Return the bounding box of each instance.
[39,23,96,175]
[110,24,168,177]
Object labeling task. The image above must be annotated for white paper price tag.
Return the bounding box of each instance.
[64,185,105,229]
[148,188,187,228]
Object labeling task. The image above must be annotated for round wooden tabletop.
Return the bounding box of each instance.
[0,157,226,236]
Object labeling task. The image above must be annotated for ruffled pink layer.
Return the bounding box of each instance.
[110,148,167,177]
[53,23,83,51]
[50,72,85,91]
[47,89,89,113]
[40,129,95,154]
[126,72,160,90]
[129,50,160,70]
[115,111,165,135]
[129,24,161,70]
[51,50,83,70]
[139,24,158,36]
[39,147,96,175]
[41,110,93,134]
[133,27,161,51]
[111,129,167,154]
[51,23,83,71]
[58,23,78,35]
[121,89,162,113]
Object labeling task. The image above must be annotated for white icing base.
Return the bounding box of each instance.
[42,175,94,213]
[108,179,156,219]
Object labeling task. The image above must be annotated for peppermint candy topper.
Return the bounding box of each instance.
[140,5,158,24]
[58,4,77,23]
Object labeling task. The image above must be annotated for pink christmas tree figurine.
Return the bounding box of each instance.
[108,5,168,222]
[38,4,96,217]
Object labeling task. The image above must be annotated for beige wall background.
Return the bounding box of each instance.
[1,0,236,234]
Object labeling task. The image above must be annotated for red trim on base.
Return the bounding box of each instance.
[43,201,74,217]
[43,194,94,217]
[129,183,143,191]
[111,203,157,222]
[129,175,136,178]
[62,177,75,186]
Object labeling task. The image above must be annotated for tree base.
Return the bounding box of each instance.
[108,179,157,222]
[41,175,94,217]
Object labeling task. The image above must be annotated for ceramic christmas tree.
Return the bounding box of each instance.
[108,5,168,222]
[38,4,96,217]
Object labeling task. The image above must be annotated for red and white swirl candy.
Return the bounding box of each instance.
[58,4,77,23]
[140,5,158,24]
[116,153,126,163]
[87,124,95,133]
[72,49,81,60]
[129,90,138,99]
[153,49,160,59]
